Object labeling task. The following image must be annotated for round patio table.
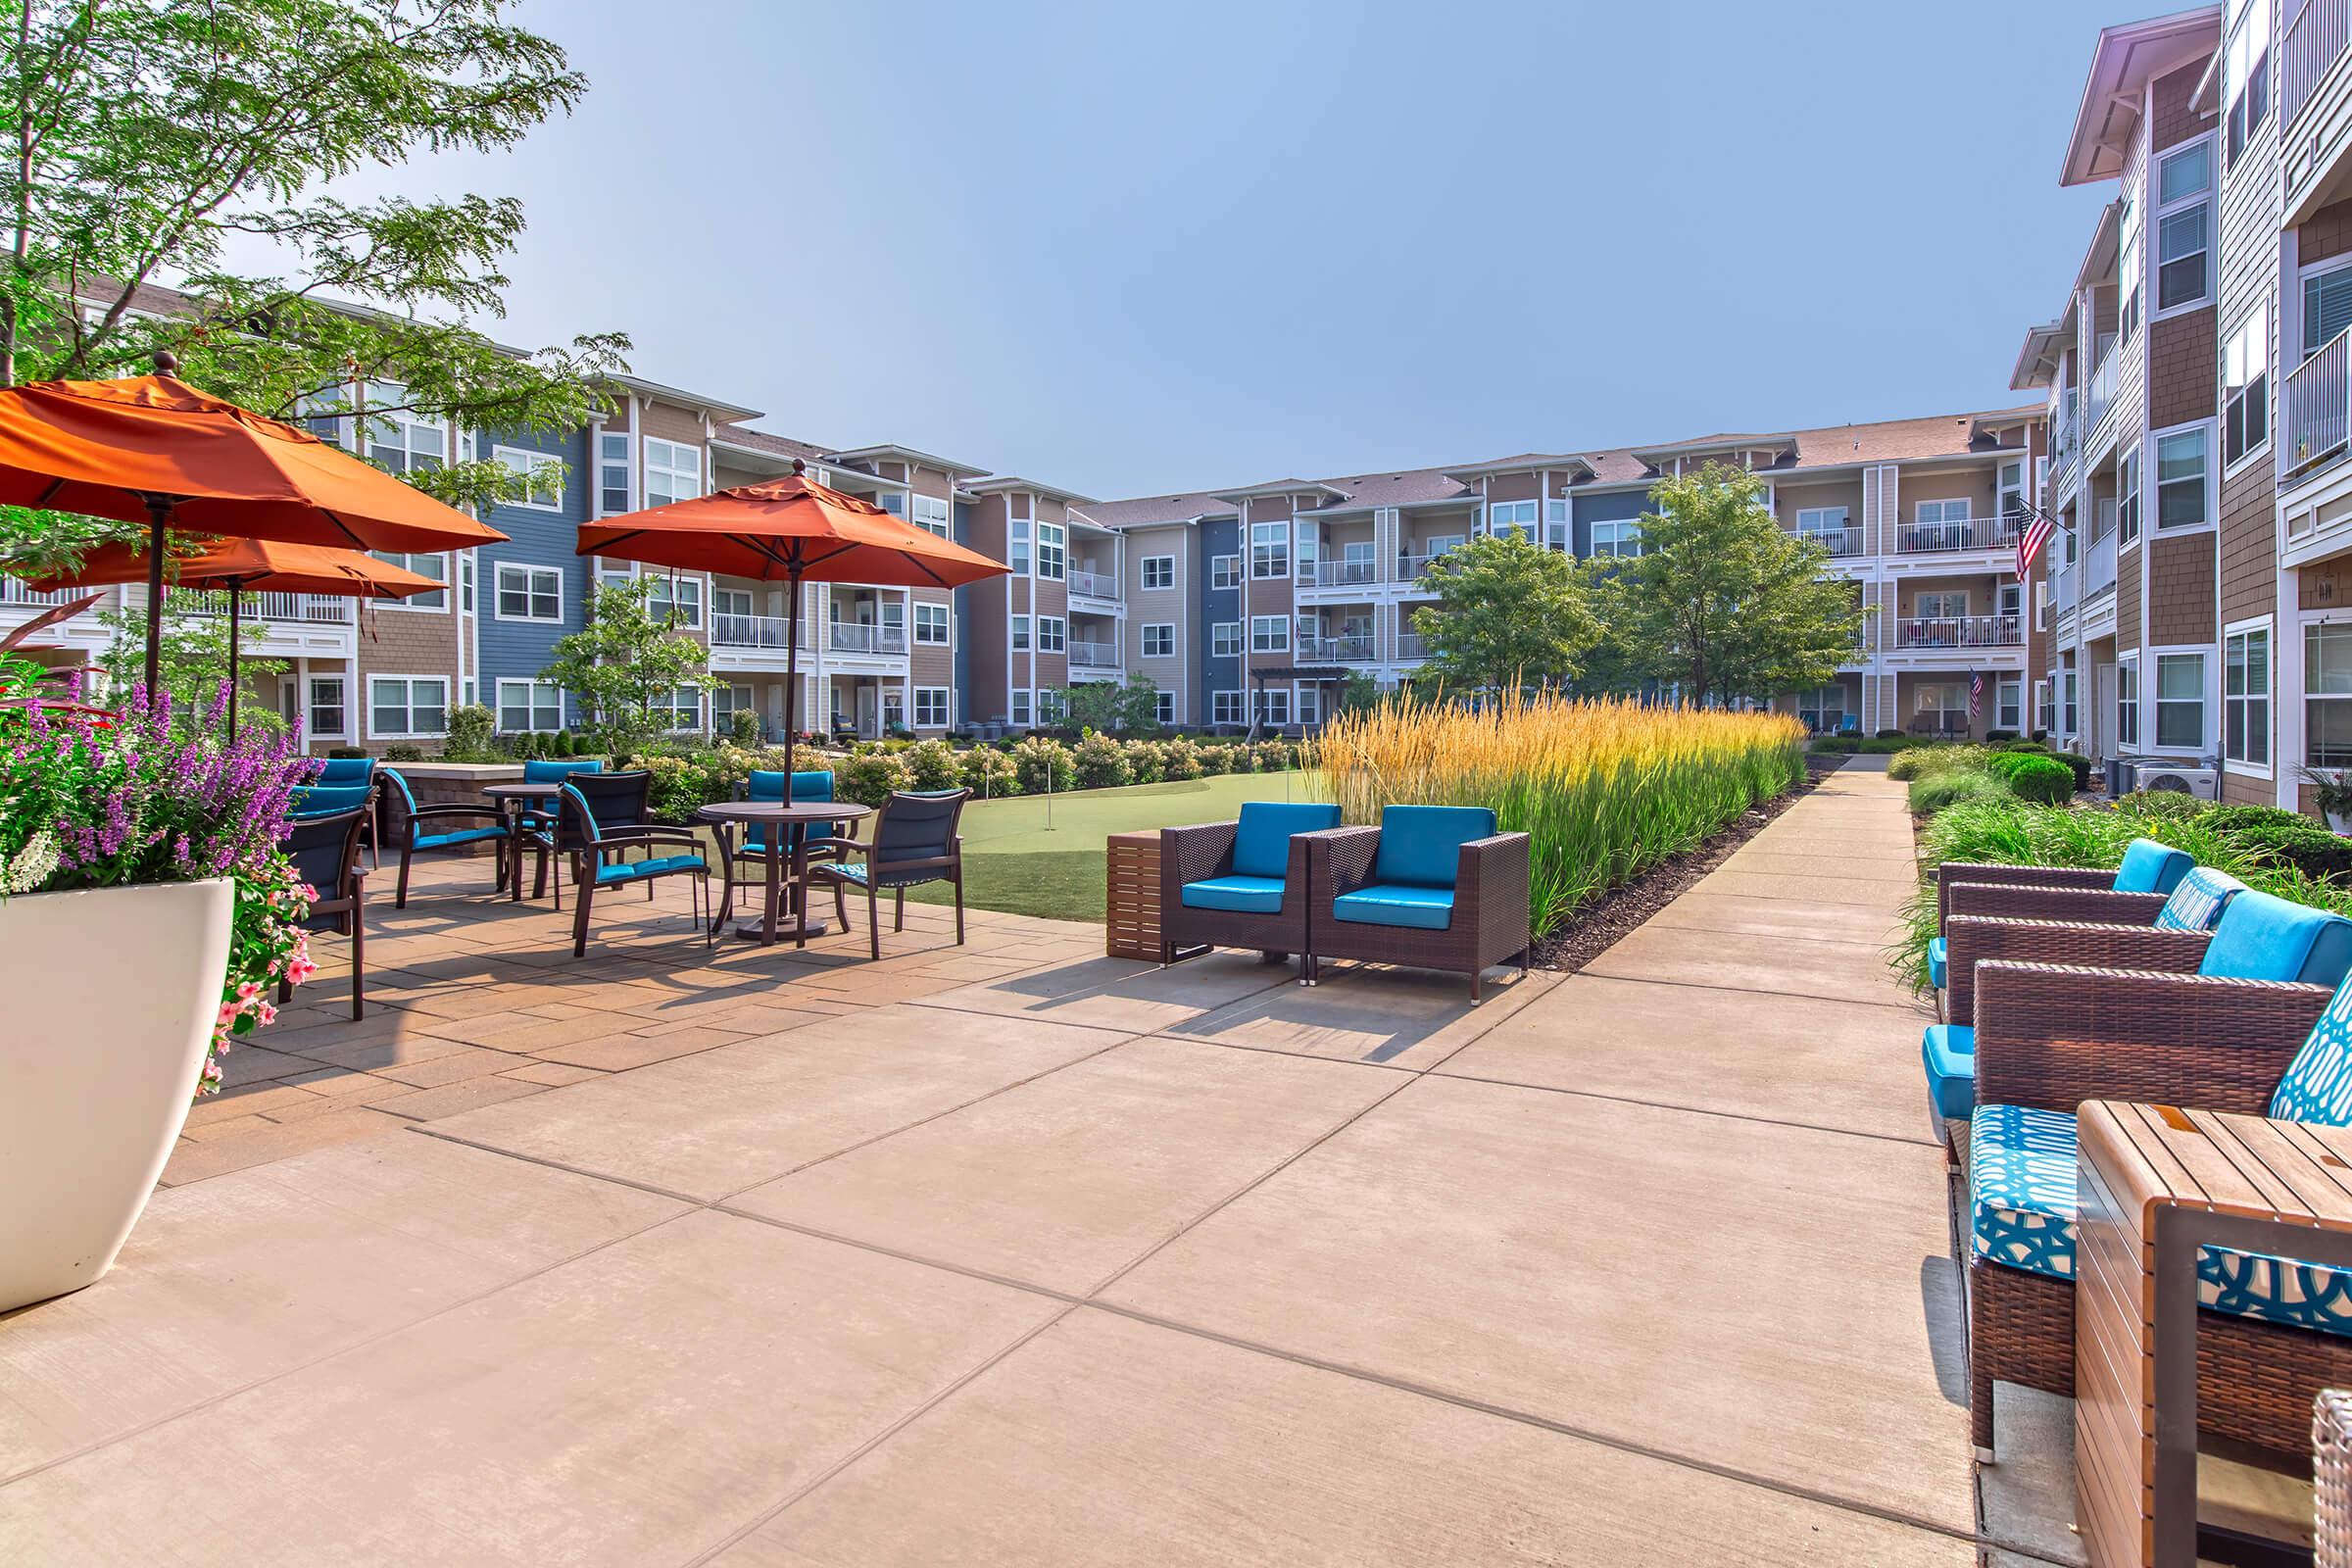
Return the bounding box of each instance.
[481,781,561,903]
[695,800,873,946]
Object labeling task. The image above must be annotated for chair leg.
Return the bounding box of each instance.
[395,849,412,909]
[1469,968,1483,1004]
[833,875,848,927]
[867,880,880,960]
[1971,1360,1996,1461]
[702,875,714,947]
[572,879,593,959]
[894,888,905,933]
[350,897,366,1020]
[954,870,964,946]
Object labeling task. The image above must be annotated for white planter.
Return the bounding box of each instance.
[0,878,233,1310]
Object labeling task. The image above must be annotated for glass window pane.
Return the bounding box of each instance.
[2160,141,2211,202]
[2158,654,2204,700]
[2311,623,2352,695]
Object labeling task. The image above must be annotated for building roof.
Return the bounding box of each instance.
[1441,453,1596,484]
[962,475,1097,505]
[606,372,762,424]
[1210,478,1350,505]
[2060,6,2222,186]
[825,443,992,479]
[712,424,831,464]
[1072,491,1240,528]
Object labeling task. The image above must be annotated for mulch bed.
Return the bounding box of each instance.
[1530,760,1839,976]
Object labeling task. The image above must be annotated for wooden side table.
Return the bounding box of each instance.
[2076,1101,2352,1567]
[1104,831,1162,960]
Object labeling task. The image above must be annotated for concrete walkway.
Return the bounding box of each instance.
[0,765,1996,1565]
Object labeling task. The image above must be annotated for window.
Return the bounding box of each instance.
[2118,445,2141,546]
[1996,678,2022,733]
[2155,142,2212,312]
[710,683,754,732]
[1250,615,1290,653]
[1010,689,1032,726]
[647,574,702,627]
[914,687,950,728]
[461,552,475,614]
[493,445,563,511]
[2309,622,2352,766]
[1011,614,1030,652]
[1486,499,1538,541]
[495,564,561,622]
[369,676,447,739]
[2118,654,2140,748]
[2064,667,2081,737]
[496,679,563,733]
[1795,507,1849,544]
[910,494,951,537]
[1591,518,1642,558]
[370,551,447,611]
[1253,688,1292,726]
[2155,653,2207,749]
[1916,498,1972,524]
[1035,615,1065,654]
[2036,678,2055,736]
[2121,206,2144,342]
[308,676,345,739]
[2308,264,2352,358]
[1035,521,1065,581]
[362,383,444,475]
[1211,621,1242,659]
[2226,625,2272,767]
[644,438,702,508]
[2224,3,2271,167]
[2155,427,2211,529]
[1210,554,1241,591]
[1997,460,2027,520]
[1796,685,1847,732]
[1211,690,1244,725]
[1250,521,1289,578]
[883,689,905,731]
[713,587,755,621]
[1142,555,1174,590]
[1297,684,1322,726]
[913,603,950,645]
[1037,688,1067,725]
[662,685,703,732]
[1544,498,1571,552]
[877,492,906,518]
[1009,520,1031,574]
[599,432,630,514]
[1141,623,1174,659]
[2224,309,2271,466]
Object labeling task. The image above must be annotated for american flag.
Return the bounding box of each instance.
[1969,670,1984,718]
[2016,509,2055,581]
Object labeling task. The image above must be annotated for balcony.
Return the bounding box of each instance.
[180,591,354,623]
[2049,387,2082,491]
[1300,559,1382,588]
[0,579,95,611]
[710,612,807,652]
[1797,526,1863,558]
[2084,346,2118,444]
[2286,0,2352,218]
[1891,515,2017,556]
[1395,631,1428,662]
[2288,0,2351,133]
[1067,639,1120,669]
[827,622,906,656]
[1297,633,1376,662]
[1892,614,2023,651]
[1066,566,1120,602]
[2283,328,2352,490]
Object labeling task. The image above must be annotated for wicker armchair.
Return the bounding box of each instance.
[1303,806,1531,1002]
[1157,803,1340,973]
[1928,837,2195,1008]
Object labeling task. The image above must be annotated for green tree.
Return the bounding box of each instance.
[539,576,716,753]
[1605,463,1865,709]
[1407,531,1598,693]
[1336,670,1384,715]
[94,594,286,733]
[1063,676,1163,734]
[0,0,628,571]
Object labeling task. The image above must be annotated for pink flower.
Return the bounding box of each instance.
[234,980,263,1004]
[255,1002,277,1027]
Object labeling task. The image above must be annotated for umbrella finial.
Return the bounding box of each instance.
[151,350,179,375]
[791,458,806,475]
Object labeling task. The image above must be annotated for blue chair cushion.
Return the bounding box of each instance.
[521,759,603,812]
[2114,837,2194,895]
[1332,883,1456,931]
[745,769,838,850]
[2197,888,2352,985]
[1972,1102,2352,1337]
[1921,1024,1975,1120]
[1230,802,1341,880]
[1180,874,1289,914]
[593,854,705,884]
[2153,866,2246,932]
[1372,805,1496,889]
[314,757,374,787]
[2271,969,2352,1124]
[1928,936,1947,991]
[415,825,510,851]
[291,784,372,817]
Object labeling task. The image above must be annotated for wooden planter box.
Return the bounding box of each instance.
[1105,830,1163,960]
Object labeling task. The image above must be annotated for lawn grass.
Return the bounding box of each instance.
[903,770,1310,922]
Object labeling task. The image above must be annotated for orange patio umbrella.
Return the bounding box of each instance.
[576,458,1008,747]
[31,539,445,740]
[0,356,506,692]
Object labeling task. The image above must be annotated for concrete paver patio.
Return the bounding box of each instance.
[0,765,2010,1563]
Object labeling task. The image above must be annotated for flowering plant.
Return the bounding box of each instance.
[0,679,319,1096]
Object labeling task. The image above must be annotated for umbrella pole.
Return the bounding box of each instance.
[142,496,170,697]
[226,583,242,744]
[783,566,803,762]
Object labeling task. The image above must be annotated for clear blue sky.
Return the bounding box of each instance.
[336,0,2131,497]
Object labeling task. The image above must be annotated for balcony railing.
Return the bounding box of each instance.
[2084,346,2119,440]
[2050,387,2081,479]
[2085,526,2120,600]
[1395,631,1428,662]
[2284,328,2352,487]
[1067,639,1120,668]
[2286,0,2350,131]
[710,612,806,651]
[1797,526,1863,558]
[0,579,93,609]
[1297,633,1376,662]
[180,590,353,623]
[1066,566,1119,600]
[1892,614,2023,650]
[827,622,906,655]
[1892,515,2018,555]
[1301,558,1381,587]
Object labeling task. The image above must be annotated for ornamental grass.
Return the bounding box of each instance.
[1310,692,1807,936]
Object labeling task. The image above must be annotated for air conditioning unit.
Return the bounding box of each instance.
[2132,761,2220,800]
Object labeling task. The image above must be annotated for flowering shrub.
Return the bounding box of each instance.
[960,746,1017,799]
[0,681,318,1096]
[1071,731,1131,790]
[1011,734,1074,794]
[902,737,962,791]
[835,749,913,807]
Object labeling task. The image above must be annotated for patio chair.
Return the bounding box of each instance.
[713,768,847,942]
[288,781,375,819]
[548,778,713,959]
[313,756,378,866]
[378,768,513,908]
[1928,836,2196,999]
[1965,899,2352,1465]
[1157,802,1340,974]
[807,789,968,960]
[275,803,368,1020]
[1304,804,1531,1002]
[514,758,604,832]
[523,770,652,910]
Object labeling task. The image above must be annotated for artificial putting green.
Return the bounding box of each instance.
[903,769,1314,923]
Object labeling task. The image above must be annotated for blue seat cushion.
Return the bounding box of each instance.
[745,769,838,849]
[2271,970,2352,1124]
[1921,1024,1975,1120]
[1180,874,1289,914]
[2114,837,2194,895]
[827,859,947,891]
[2153,866,2246,932]
[291,784,373,817]
[1372,805,1496,889]
[2197,888,2352,985]
[314,758,374,787]
[594,854,705,884]
[415,825,510,851]
[1230,802,1341,879]
[1332,883,1456,931]
[1928,936,1947,991]
[1972,1102,2352,1337]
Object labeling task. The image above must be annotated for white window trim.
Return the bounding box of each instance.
[1211,621,1242,659]
[1250,614,1291,654]
[307,674,348,741]
[372,551,451,613]
[492,562,564,624]
[366,673,450,742]
[2117,652,2142,750]
[1211,690,1244,726]
[2148,643,2218,757]
[913,602,951,645]
[495,677,564,734]
[2149,417,2220,537]
[2224,613,2278,778]
[1209,554,1241,591]
[2152,135,2217,321]
[491,444,564,512]
[912,686,951,728]
[1141,622,1176,659]
[1141,555,1176,591]
[2221,302,2274,479]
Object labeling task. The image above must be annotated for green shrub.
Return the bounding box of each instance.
[902,737,962,792]
[1125,739,1165,784]
[638,753,719,824]
[2114,789,2214,822]
[1253,740,1294,772]
[2048,750,2095,791]
[1985,730,2019,742]
[325,745,368,760]
[2206,808,2352,880]
[1196,741,1232,776]
[1908,769,2011,814]
[1808,738,1861,756]
[1158,736,1203,781]
[1011,734,1074,794]
[1072,731,1132,790]
[382,744,424,762]
[1987,753,2074,805]
[833,750,912,807]
[728,708,761,747]
[439,703,495,762]
[1889,745,1986,781]
[1996,739,2049,754]
[960,746,1018,799]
